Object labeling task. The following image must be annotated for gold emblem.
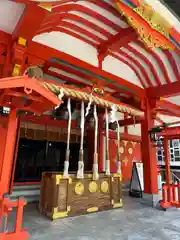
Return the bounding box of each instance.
[87,207,98,212]
[93,87,104,96]
[101,181,109,193]
[120,146,124,154]
[75,182,84,195]
[123,157,128,166]
[89,181,98,193]
[12,64,21,77]
[128,148,133,155]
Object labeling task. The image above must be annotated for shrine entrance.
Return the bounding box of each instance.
[0,75,60,239]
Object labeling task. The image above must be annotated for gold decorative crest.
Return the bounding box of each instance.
[75,182,84,195]
[89,181,98,193]
[101,181,109,193]
[116,1,174,50]
[87,207,98,212]
[93,87,104,96]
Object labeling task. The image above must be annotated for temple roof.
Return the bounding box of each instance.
[1,0,180,127]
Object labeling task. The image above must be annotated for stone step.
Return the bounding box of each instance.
[10,184,40,203]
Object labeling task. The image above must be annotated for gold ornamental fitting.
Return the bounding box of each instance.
[101,181,109,193]
[75,182,84,195]
[89,181,98,193]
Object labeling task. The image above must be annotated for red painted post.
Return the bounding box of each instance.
[15,198,25,233]
[141,99,158,194]
[162,185,167,204]
[172,185,176,202]
[0,109,18,197]
[164,135,171,202]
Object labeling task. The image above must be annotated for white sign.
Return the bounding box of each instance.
[136,162,144,191]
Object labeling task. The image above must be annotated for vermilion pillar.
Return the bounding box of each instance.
[163,135,171,203]
[0,109,18,196]
[164,135,171,185]
[141,99,158,195]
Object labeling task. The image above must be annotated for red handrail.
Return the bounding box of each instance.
[160,183,180,209]
[0,194,29,240]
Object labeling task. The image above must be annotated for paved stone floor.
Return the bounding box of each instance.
[8,191,180,239]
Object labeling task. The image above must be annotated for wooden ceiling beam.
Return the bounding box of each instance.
[118,117,143,127]
[98,27,137,58]
[27,41,145,98]
[147,81,180,98]
[155,99,180,118]
[13,2,49,41]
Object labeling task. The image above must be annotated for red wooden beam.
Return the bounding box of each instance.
[45,69,90,87]
[157,109,180,118]
[0,31,12,45]
[98,28,137,57]
[157,126,180,137]
[13,3,49,40]
[27,41,145,98]
[119,117,142,126]
[103,130,141,142]
[167,120,180,127]
[45,60,93,82]
[116,95,142,110]
[19,115,77,129]
[156,99,180,117]
[147,81,180,98]
[0,30,145,98]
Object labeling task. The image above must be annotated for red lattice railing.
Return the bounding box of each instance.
[160,183,180,209]
[0,194,29,240]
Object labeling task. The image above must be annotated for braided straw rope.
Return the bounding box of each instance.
[42,82,144,117]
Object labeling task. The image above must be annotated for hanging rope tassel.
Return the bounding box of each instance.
[93,105,99,180]
[117,121,121,175]
[77,101,85,179]
[105,108,110,175]
[63,98,71,178]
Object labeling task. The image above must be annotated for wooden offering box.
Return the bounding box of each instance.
[40,172,123,220]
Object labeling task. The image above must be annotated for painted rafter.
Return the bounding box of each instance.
[26,41,145,98]
[110,52,146,88]
[8,0,180,110]
[37,4,158,89]
[155,100,180,118]
[157,126,180,138]
[125,42,161,86]
[98,27,137,59]
[0,21,140,98]
[25,0,178,92]
[119,116,143,126]
[39,12,112,38]
[47,4,121,31]
[147,81,180,98]
[45,69,91,87]
[13,2,49,41]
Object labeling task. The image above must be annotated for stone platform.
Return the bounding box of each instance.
[7,190,180,240]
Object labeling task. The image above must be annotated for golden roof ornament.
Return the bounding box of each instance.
[115,0,175,50]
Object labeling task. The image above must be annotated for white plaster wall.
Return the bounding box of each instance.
[155,120,161,126]
[128,124,141,136]
[33,32,143,88]
[165,95,180,106]
[0,1,25,34]
[33,32,99,66]
[158,114,180,123]
[103,55,143,88]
